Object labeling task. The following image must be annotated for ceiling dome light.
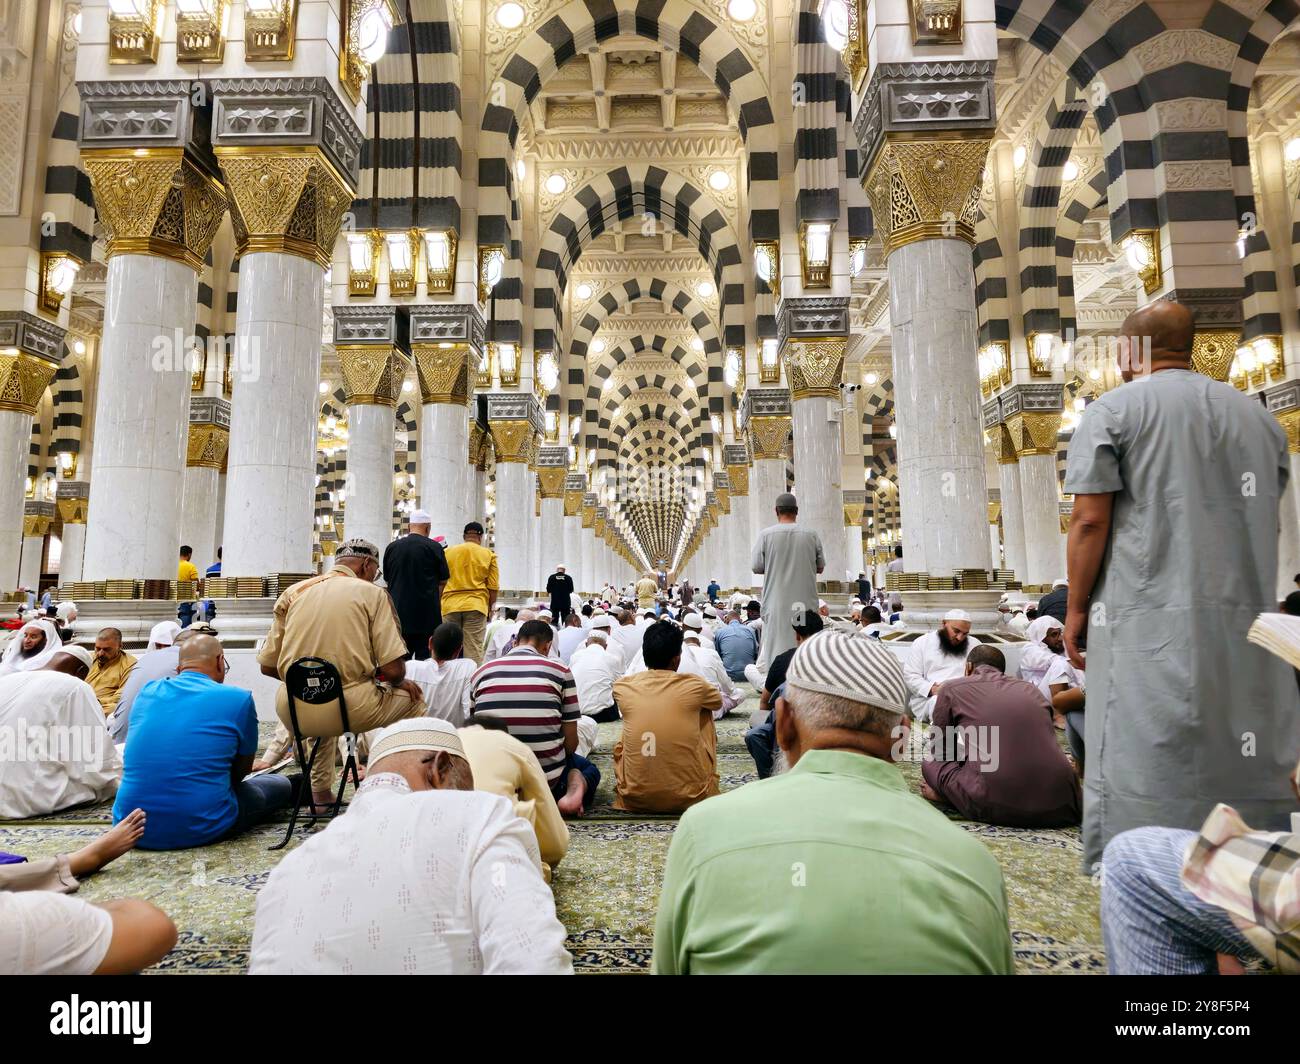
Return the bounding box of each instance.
[590,338,606,353]
[496,2,525,29]
[575,282,593,300]
[691,337,704,352]
[544,173,567,195]
[728,0,756,20]
[696,280,715,298]
[1062,159,1079,182]
[1012,144,1027,171]
[820,0,850,52]
[1285,137,1300,163]
[357,5,393,64]
[708,169,730,191]
[864,372,878,386]
[515,158,526,182]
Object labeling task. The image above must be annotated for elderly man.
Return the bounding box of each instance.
[653,632,1014,974]
[569,620,623,722]
[259,538,425,812]
[635,571,658,610]
[116,635,297,849]
[0,617,62,676]
[546,564,576,623]
[902,610,981,722]
[86,628,136,717]
[555,611,588,664]
[920,645,1081,828]
[250,719,572,974]
[613,621,722,813]
[1064,299,1300,867]
[743,610,824,780]
[679,614,742,716]
[0,646,121,819]
[751,492,824,669]
[382,508,450,660]
[441,521,500,665]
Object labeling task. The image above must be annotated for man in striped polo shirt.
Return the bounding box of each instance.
[467,619,600,816]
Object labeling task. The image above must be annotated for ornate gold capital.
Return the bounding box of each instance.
[862,133,990,255]
[749,415,791,460]
[1276,409,1300,455]
[81,149,226,272]
[489,419,537,464]
[468,421,487,468]
[787,338,846,401]
[563,489,584,516]
[215,146,353,270]
[1006,411,1062,457]
[536,467,566,498]
[726,463,750,497]
[412,343,470,405]
[581,505,595,529]
[187,423,230,469]
[715,488,731,514]
[992,422,1019,464]
[593,515,606,536]
[0,351,59,415]
[1191,330,1237,383]
[843,503,865,527]
[57,495,90,524]
[987,501,1002,524]
[23,515,52,538]
[338,345,410,406]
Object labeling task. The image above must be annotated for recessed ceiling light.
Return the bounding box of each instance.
[728,0,756,21]
[691,337,704,352]
[515,158,526,182]
[591,338,606,353]
[696,280,714,298]
[544,173,567,195]
[1062,159,1079,181]
[496,2,524,29]
[1012,144,1027,170]
[1285,137,1300,162]
[576,283,593,300]
[708,169,730,191]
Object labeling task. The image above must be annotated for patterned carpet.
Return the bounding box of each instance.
[1,707,1104,974]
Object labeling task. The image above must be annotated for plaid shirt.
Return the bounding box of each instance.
[1181,802,1300,973]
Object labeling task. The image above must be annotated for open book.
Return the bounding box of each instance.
[1247,611,1300,672]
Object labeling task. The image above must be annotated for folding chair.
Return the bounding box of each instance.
[270,657,360,851]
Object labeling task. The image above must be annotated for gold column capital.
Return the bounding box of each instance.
[862,132,991,256]
[214,146,353,270]
[1275,408,1300,455]
[993,422,1020,464]
[0,351,59,415]
[563,489,584,516]
[843,503,865,527]
[1006,411,1062,458]
[57,495,90,524]
[748,414,792,460]
[338,345,411,406]
[581,505,595,529]
[489,419,537,464]
[22,514,52,538]
[469,421,489,468]
[725,463,750,497]
[536,466,566,498]
[81,149,226,272]
[987,501,1002,524]
[787,337,846,401]
[1190,329,1237,383]
[187,423,231,469]
[715,488,731,514]
[412,343,470,405]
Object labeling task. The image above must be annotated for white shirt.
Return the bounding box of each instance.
[250,775,572,975]
[485,621,517,661]
[405,657,477,726]
[681,640,742,716]
[568,642,622,715]
[0,891,113,975]
[556,625,588,664]
[902,630,982,722]
[609,622,643,672]
[0,670,121,819]
[1039,656,1085,700]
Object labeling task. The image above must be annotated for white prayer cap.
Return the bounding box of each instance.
[56,644,93,669]
[556,563,566,570]
[943,608,972,623]
[537,608,553,620]
[786,631,910,718]
[850,603,863,616]
[410,509,432,524]
[149,620,182,648]
[818,599,828,610]
[590,615,613,630]
[369,718,466,767]
[56,601,77,621]
[702,606,717,618]
[1052,577,1069,588]
[682,613,703,630]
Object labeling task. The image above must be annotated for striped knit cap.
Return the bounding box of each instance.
[785,630,910,717]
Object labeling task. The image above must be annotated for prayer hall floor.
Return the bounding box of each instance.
[0,703,1104,973]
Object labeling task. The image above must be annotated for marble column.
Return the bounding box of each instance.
[743,389,793,591]
[1269,390,1300,599]
[213,123,356,575]
[563,475,586,592]
[843,490,866,586]
[863,131,993,575]
[987,494,1002,571]
[724,446,753,593]
[55,481,90,583]
[0,316,62,590]
[19,503,52,590]
[993,426,1029,581]
[536,446,568,595]
[593,509,610,593]
[486,393,542,594]
[581,494,597,594]
[1002,387,1065,585]
[179,397,230,572]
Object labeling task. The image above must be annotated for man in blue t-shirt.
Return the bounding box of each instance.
[113,634,297,849]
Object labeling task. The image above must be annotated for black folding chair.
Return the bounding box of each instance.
[269,657,359,850]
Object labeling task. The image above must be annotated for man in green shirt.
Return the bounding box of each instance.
[652,630,1015,975]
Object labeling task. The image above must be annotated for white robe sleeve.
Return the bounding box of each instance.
[751,530,765,575]
[902,636,936,701]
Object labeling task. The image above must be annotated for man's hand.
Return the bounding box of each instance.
[1064,607,1087,670]
[397,679,424,703]
[929,683,941,697]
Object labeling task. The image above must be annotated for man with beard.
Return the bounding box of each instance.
[902,610,981,722]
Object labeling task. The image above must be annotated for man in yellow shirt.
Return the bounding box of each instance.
[441,522,499,664]
[87,627,137,716]
[177,545,200,584]
[635,572,658,610]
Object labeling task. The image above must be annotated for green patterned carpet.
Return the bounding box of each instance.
[1,708,1104,974]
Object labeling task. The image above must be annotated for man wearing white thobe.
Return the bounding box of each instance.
[568,626,623,722]
[902,611,981,723]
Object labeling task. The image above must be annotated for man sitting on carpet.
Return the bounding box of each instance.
[405,622,477,726]
[902,610,981,722]
[569,620,623,723]
[109,624,215,741]
[714,610,758,684]
[919,645,1081,828]
[653,631,1015,974]
[86,627,136,717]
[743,610,824,781]
[249,719,572,974]
[679,615,743,716]
[613,621,722,814]
[114,635,298,849]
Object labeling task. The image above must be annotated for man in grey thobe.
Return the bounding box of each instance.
[751,493,824,668]
[1064,300,1300,870]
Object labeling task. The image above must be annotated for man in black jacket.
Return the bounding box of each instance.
[382,509,450,659]
[546,565,576,623]
[1036,578,1068,624]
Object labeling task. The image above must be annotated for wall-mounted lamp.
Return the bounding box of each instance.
[244,0,297,60]
[175,0,229,62]
[478,244,505,304]
[495,342,519,387]
[723,347,741,390]
[849,238,867,279]
[57,452,78,479]
[759,337,780,384]
[346,230,382,296]
[799,220,834,289]
[1121,229,1162,295]
[38,252,80,316]
[422,228,457,295]
[385,229,419,297]
[753,239,780,299]
[340,0,399,105]
[908,0,962,45]
[1027,332,1057,378]
[108,0,163,63]
[475,346,493,388]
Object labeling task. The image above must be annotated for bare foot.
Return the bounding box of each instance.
[556,769,586,817]
[68,808,146,878]
[1053,713,1066,731]
[310,790,337,814]
[919,781,941,803]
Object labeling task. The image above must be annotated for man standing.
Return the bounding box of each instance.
[902,610,980,722]
[177,545,199,584]
[1064,300,1300,867]
[635,571,658,610]
[706,577,721,604]
[1037,578,1068,624]
[546,564,576,623]
[856,572,871,602]
[441,521,500,665]
[382,508,450,660]
[751,492,824,667]
[87,627,137,717]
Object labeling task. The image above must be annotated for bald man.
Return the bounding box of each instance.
[114,634,299,849]
[1064,299,1299,869]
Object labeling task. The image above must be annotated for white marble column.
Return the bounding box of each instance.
[419,404,473,543]
[345,403,395,550]
[564,514,583,591]
[997,459,1029,580]
[792,396,847,581]
[989,520,1001,570]
[536,494,563,583]
[845,525,865,583]
[83,255,198,580]
[222,252,323,575]
[730,501,752,591]
[1020,452,1065,583]
[179,465,221,570]
[59,522,86,584]
[887,238,991,573]
[581,522,595,594]
[0,410,30,590]
[18,534,44,590]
